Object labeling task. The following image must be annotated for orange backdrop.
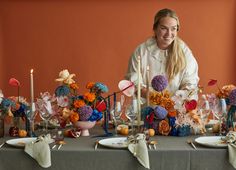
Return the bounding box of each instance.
[0,0,235,99]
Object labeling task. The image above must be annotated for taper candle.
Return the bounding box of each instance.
[137,56,141,127]
[146,65,150,106]
[30,69,34,104]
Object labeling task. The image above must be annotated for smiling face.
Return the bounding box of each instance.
[154,16,178,50]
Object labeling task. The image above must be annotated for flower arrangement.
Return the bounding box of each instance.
[0,79,30,137]
[142,75,204,136]
[37,69,108,128]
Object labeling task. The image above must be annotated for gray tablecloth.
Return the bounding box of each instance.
[0,126,234,170]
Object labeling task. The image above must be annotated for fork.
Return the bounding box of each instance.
[0,142,5,148]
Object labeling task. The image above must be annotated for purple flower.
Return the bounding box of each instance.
[78,105,93,121]
[229,89,236,106]
[151,75,168,92]
[154,106,168,119]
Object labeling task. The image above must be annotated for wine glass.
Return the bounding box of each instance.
[111,101,123,136]
[211,98,227,135]
[39,104,53,134]
[125,99,137,135]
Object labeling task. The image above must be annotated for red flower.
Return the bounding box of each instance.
[9,78,20,87]
[185,100,197,111]
[208,79,217,86]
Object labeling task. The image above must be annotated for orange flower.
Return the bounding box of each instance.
[70,111,79,123]
[158,120,171,136]
[70,83,79,90]
[86,82,95,89]
[84,92,96,102]
[168,110,177,117]
[73,100,85,108]
[150,92,162,105]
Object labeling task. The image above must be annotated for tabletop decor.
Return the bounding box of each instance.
[141,75,205,137]
[53,69,108,136]
[0,78,30,137]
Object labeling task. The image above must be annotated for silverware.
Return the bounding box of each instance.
[94,141,99,150]
[51,144,57,149]
[0,142,5,148]
[187,139,197,150]
[57,144,62,150]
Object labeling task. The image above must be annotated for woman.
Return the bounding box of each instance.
[126,8,199,99]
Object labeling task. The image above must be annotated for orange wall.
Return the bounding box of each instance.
[0,0,235,100]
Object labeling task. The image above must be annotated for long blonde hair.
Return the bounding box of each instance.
[153,8,186,81]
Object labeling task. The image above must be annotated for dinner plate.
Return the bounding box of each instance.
[195,136,227,148]
[6,137,37,148]
[98,137,128,148]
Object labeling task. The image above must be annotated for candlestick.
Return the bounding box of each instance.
[30,69,34,104]
[146,65,150,106]
[137,56,141,128]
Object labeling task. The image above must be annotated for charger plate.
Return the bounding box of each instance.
[195,136,227,148]
[98,137,128,148]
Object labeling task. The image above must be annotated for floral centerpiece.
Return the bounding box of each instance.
[0,78,30,137]
[141,75,204,136]
[35,69,108,136]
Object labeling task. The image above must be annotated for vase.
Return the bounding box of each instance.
[73,121,96,136]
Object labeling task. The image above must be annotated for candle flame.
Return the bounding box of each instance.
[30,69,34,74]
[147,66,150,71]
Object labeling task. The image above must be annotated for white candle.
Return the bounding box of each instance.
[137,56,141,127]
[146,65,150,106]
[30,69,34,104]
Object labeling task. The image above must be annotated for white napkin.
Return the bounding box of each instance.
[24,134,54,168]
[226,131,236,169]
[128,133,150,169]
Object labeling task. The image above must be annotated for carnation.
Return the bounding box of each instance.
[151,75,168,92]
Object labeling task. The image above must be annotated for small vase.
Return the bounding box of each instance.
[73,121,96,136]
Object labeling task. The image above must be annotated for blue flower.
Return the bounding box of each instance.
[95,83,108,93]
[55,85,70,97]
[88,109,103,121]
[154,106,168,119]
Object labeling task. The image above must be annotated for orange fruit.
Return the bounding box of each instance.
[120,127,129,136]
[18,129,27,137]
[148,128,155,137]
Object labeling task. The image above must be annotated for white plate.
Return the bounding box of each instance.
[98,137,128,148]
[195,136,227,148]
[6,137,37,148]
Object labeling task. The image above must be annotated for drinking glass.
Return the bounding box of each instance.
[211,98,227,135]
[39,105,53,134]
[112,101,122,136]
[125,100,137,135]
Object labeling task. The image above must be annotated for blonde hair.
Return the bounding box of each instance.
[153,8,186,81]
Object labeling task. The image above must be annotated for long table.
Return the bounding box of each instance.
[0,126,234,170]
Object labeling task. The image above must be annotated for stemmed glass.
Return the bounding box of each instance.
[39,103,53,134]
[125,99,137,135]
[211,98,227,135]
[111,101,122,136]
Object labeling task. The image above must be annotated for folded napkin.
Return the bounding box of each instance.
[226,131,236,169]
[127,133,150,169]
[24,134,54,168]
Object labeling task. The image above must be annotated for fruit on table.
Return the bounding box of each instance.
[18,129,27,137]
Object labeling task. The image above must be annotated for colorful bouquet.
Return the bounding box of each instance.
[36,69,108,128]
[142,75,204,136]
